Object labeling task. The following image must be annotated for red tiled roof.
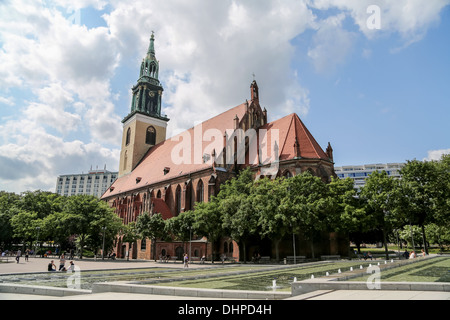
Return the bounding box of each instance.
[102,105,330,200]
[261,113,329,161]
[102,101,249,199]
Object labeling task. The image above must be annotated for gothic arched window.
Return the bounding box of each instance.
[146,126,156,145]
[125,128,131,146]
[196,179,204,203]
[284,170,293,178]
[175,185,182,215]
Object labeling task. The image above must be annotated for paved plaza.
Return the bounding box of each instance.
[1,256,449,300]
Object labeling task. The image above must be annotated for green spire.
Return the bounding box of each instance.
[139,32,159,81]
[124,31,168,123]
[147,31,155,58]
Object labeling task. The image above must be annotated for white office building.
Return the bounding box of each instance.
[56,168,118,198]
[334,163,405,190]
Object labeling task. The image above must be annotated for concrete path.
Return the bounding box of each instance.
[0,256,213,274]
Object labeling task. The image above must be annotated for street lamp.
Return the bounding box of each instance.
[34,227,40,258]
[291,224,296,264]
[102,226,106,260]
[189,226,192,262]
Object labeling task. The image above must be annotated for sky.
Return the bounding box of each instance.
[0,0,449,194]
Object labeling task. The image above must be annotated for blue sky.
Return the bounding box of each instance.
[0,0,449,193]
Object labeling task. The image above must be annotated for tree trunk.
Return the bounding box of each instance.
[79,236,84,259]
[242,240,247,263]
[421,224,429,254]
[152,237,157,262]
[310,231,315,259]
[382,228,389,261]
[274,238,281,261]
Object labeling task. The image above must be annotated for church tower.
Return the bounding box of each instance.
[119,33,169,177]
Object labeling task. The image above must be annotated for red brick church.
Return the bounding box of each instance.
[101,34,347,262]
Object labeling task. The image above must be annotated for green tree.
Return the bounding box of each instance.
[0,191,20,249]
[284,172,332,259]
[359,171,399,260]
[191,200,224,262]
[63,195,120,259]
[219,168,256,262]
[434,154,450,230]
[136,212,166,261]
[252,177,289,261]
[10,210,42,250]
[425,223,450,250]
[165,210,195,258]
[18,190,63,219]
[41,211,73,251]
[399,159,441,254]
[327,177,371,253]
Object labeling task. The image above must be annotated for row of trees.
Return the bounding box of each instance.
[0,192,123,258]
[135,155,450,261]
[1,155,449,261]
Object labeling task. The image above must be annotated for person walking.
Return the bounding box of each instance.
[183,253,189,268]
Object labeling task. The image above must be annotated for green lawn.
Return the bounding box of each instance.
[349,256,450,283]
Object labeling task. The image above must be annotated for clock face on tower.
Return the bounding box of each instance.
[149,91,155,98]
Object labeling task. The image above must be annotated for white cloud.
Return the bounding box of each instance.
[307,13,356,73]
[424,149,450,161]
[0,0,121,192]
[104,0,316,138]
[0,0,448,193]
[0,96,15,107]
[309,0,450,43]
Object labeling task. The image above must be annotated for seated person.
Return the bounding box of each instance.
[48,260,56,272]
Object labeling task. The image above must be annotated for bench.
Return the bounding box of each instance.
[360,253,399,260]
[259,256,271,263]
[190,257,200,263]
[0,256,11,263]
[285,256,306,264]
[320,255,341,260]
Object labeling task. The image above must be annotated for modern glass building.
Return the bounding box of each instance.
[334,163,405,190]
[55,168,118,198]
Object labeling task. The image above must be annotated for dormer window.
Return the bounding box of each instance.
[163,167,170,175]
[136,177,142,184]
